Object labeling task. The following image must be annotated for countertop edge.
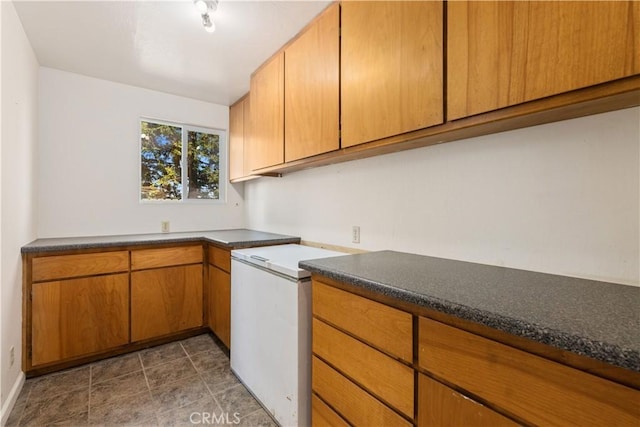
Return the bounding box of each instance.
[21,233,301,253]
[300,262,640,373]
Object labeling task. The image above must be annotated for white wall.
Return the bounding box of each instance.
[38,67,243,238]
[1,0,39,419]
[245,107,640,286]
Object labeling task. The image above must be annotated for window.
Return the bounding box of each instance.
[140,119,226,202]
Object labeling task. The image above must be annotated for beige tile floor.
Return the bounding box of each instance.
[6,334,277,426]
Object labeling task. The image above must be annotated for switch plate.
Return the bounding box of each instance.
[352,226,360,244]
[161,221,170,233]
[9,346,14,367]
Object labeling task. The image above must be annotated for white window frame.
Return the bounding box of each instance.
[139,117,227,204]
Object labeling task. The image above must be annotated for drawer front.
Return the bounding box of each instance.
[313,318,414,418]
[418,373,517,427]
[32,251,129,282]
[208,245,231,273]
[311,394,349,427]
[313,280,413,363]
[313,357,412,427]
[131,245,202,270]
[419,317,640,425]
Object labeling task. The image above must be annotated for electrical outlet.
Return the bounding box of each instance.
[352,226,360,244]
[161,221,170,233]
[9,346,14,367]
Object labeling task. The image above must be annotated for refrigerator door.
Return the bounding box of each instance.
[231,244,345,279]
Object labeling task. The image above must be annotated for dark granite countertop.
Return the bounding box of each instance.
[21,229,301,253]
[300,250,640,372]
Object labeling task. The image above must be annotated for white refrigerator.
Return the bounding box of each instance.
[230,244,345,426]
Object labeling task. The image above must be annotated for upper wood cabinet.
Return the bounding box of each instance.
[229,96,246,181]
[248,52,284,171]
[341,1,444,148]
[284,3,339,162]
[448,1,640,120]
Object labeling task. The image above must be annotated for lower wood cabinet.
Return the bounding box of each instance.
[24,244,205,374]
[31,273,129,366]
[419,316,640,426]
[418,374,516,427]
[312,278,414,426]
[207,245,231,348]
[208,265,231,348]
[311,276,640,427]
[131,264,203,342]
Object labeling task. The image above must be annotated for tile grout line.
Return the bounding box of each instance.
[181,340,230,416]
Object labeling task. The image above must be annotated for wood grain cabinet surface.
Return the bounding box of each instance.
[229,95,254,181]
[418,374,517,427]
[341,0,444,147]
[419,316,640,425]
[447,0,640,120]
[312,278,415,426]
[248,51,284,171]
[131,264,203,342]
[207,245,231,348]
[311,276,640,427]
[31,273,129,367]
[284,3,339,162]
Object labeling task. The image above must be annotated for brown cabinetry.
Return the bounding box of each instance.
[418,316,640,425]
[312,278,414,425]
[248,52,284,171]
[31,273,129,367]
[341,1,443,147]
[207,245,231,348]
[447,0,640,120]
[311,276,640,426]
[284,3,339,162]
[29,251,130,368]
[130,245,203,342]
[418,374,516,427]
[229,95,252,181]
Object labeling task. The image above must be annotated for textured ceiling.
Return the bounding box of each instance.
[14,0,330,105]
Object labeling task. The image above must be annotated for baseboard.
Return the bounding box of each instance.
[0,372,25,426]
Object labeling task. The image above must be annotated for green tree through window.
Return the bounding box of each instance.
[140,119,225,201]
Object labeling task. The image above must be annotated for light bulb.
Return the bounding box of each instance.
[194,0,208,14]
[202,13,215,33]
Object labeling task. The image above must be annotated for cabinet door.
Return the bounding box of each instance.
[448,1,640,120]
[285,3,339,162]
[341,1,443,147]
[249,52,284,171]
[208,266,231,348]
[418,374,516,427]
[229,97,246,181]
[131,265,203,342]
[32,274,129,366]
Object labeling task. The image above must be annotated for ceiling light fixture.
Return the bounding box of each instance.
[194,0,218,33]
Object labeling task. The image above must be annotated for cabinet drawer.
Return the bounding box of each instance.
[418,373,517,427]
[32,251,129,282]
[131,245,202,270]
[312,357,411,427]
[313,280,413,362]
[419,317,640,425]
[208,245,231,273]
[313,318,414,418]
[311,394,348,427]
